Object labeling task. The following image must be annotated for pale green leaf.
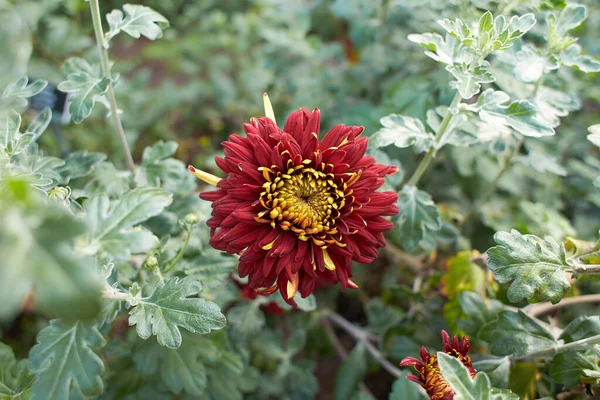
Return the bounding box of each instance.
[372,114,434,153]
[560,44,600,72]
[29,320,105,400]
[479,11,494,36]
[456,291,503,336]
[437,352,491,400]
[128,277,226,349]
[84,161,131,198]
[395,186,442,252]
[0,180,102,320]
[1,77,47,112]
[519,201,576,241]
[555,4,587,36]
[0,343,34,399]
[515,151,566,176]
[365,297,404,336]
[407,33,466,65]
[473,357,510,389]
[587,124,600,147]
[549,350,599,388]
[473,90,554,137]
[0,110,36,158]
[25,108,51,142]
[82,188,172,258]
[134,140,195,194]
[446,63,495,99]
[227,300,266,338]
[106,4,169,44]
[490,388,519,400]
[486,229,571,303]
[57,151,107,181]
[57,58,110,124]
[479,310,557,356]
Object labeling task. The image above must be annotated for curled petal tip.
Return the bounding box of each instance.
[188,165,222,186]
[263,92,276,125]
[347,279,359,289]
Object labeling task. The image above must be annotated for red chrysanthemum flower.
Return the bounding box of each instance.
[195,97,398,304]
[400,331,477,400]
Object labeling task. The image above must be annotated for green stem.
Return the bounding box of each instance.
[406,91,463,187]
[163,228,192,273]
[517,334,600,360]
[102,286,129,301]
[88,0,135,172]
[568,262,600,275]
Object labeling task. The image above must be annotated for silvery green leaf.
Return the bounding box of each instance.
[82,188,172,258]
[0,110,36,158]
[438,17,473,46]
[479,310,557,356]
[486,229,571,304]
[513,45,547,82]
[555,3,587,36]
[57,58,110,124]
[105,4,169,44]
[560,44,600,72]
[84,161,131,198]
[57,151,107,181]
[29,320,105,400]
[395,186,442,252]
[372,114,434,153]
[534,86,580,128]
[494,13,536,49]
[135,140,195,194]
[479,11,494,36]
[227,300,266,338]
[437,352,491,400]
[473,89,554,137]
[446,63,495,99]
[473,357,510,389]
[519,201,575,241]
[490,388,519,400]
[560,316,600,343]
[26,107,51,142]
[515,151,566,176]
[0,76,47,112]
[407,33,466,65]
[128,277,226,349]
[587,124,600,147]
[427,108,478,147]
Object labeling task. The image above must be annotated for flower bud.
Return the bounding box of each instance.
[184,213,200,225]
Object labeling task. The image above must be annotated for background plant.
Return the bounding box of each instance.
[0,0,599,399]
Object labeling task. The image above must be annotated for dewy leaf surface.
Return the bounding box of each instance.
[128,277,226,349]
[28,320,105,400]
[486,230,571,304]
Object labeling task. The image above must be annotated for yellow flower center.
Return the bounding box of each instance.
[255,160,348,247]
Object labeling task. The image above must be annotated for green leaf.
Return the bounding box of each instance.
[106,4,169,44]
[473,90,554,138]
[57,58,110,124]
[560,44,600,72]
[446,63,495,99]
[128,277,226,349]
[227,300,266,338]
[57,151,107,181]
[473,357,511,389]
[587,124,600,147]
[479,310,557,356]
[515,151,566,177]
[372,114,434,153]
[555,4,587,36]
[82,188,172,258]
[490,388,519,400]
[134,140,195,194]
[389,371,428,400]
[28,320,105,400]
[84,161,131,198]
[549,350,599,388]
[455,291,503,336]
[519,201,575,241]
[1,77,47,112]
[134,332,223,396]
[334,344,366,400]
[441,250,486,299]
[560,316,600,343]
[438,17,473,46]
[0,110,35,158]
[26,108,52,142]
[395,186,442,252]
[0,342,34,399]
[365,297,404,336]
[437,352,491,400]
[0,180,102,320]
[486,230,571,303]
[479,11,494,36]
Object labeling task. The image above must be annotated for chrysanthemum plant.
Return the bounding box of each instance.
[1,1,600,399]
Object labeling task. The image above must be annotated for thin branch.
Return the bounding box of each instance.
[568,263,600,275]
[517,334,600,360]
[525,294,600,317]
[326,311,402,379]
[163,227,193,273]
[323,319,376,398]
[89,0,136,171]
